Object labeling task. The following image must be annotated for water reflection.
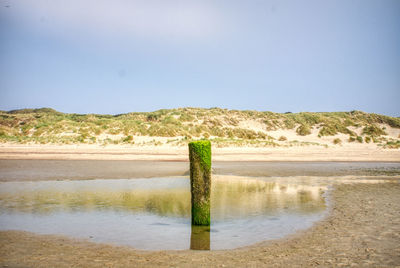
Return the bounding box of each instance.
[0,176,326,218]
[0,176,327,250]
[190,225,210,250]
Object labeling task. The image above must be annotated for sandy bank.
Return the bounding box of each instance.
[1,181,399,267]
[0,143,399,161]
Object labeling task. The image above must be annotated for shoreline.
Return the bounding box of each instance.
[1,160,399,182]
[1,181,399,267]
[0,144,399,161]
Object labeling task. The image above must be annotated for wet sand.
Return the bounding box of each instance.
[1,182,399,267]
[1,159,400,182]
[0,161,399,266]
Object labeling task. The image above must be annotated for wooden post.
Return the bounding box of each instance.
[188,140,211,226]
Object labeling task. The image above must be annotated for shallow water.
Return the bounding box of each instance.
[0,175,327,250]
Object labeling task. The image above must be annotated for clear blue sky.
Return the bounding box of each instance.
[1,0,399,116]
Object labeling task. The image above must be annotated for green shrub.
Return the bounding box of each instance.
[319,126,337,136]
[231,128,259,139]
[356,136,363,143]
[123,135,133,143]
[333,138,341,145]
[365,136,371,143]
[162,116,181,126]
[318,123,355,137]
[35,122,49,129]
[296,124,311,136]
[283,119,296,129]
[77,135,86,143]
[203,119,222,127]
[209,127,225,137]
[224,116,239,126]
[147,124,177,137]
[349,137,356,142]
[146,113,161,122]
[383,117,400,128]
[94,128,102,135]
[385,140,400,149]
[179,113,195,122]
[362,125,387,137]
[257,131,266,139]
[263,119,277,130]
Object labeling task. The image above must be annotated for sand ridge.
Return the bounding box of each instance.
[0,143,399,161]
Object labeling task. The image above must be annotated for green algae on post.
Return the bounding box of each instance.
[189,140,211,226]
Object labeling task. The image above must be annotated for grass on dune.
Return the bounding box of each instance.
[0,107,399,147]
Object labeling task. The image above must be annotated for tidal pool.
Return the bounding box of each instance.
[0,175,327,250]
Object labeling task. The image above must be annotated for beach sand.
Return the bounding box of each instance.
[0,181,399,267]
[0,147,399,267]
[0,143,399,162]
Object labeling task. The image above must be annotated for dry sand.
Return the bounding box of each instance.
[1,181,399,267]
[0,143,399,161]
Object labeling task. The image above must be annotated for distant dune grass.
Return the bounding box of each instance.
[0,107,399,148]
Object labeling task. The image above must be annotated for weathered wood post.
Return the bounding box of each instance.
[188,140,211,226]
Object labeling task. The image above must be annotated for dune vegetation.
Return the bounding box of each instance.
[0,107,399,148]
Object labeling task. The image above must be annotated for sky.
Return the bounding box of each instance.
[0,0,399,116]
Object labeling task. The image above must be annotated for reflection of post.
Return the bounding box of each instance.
[190,225,210,250]
[188,140,211,226]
